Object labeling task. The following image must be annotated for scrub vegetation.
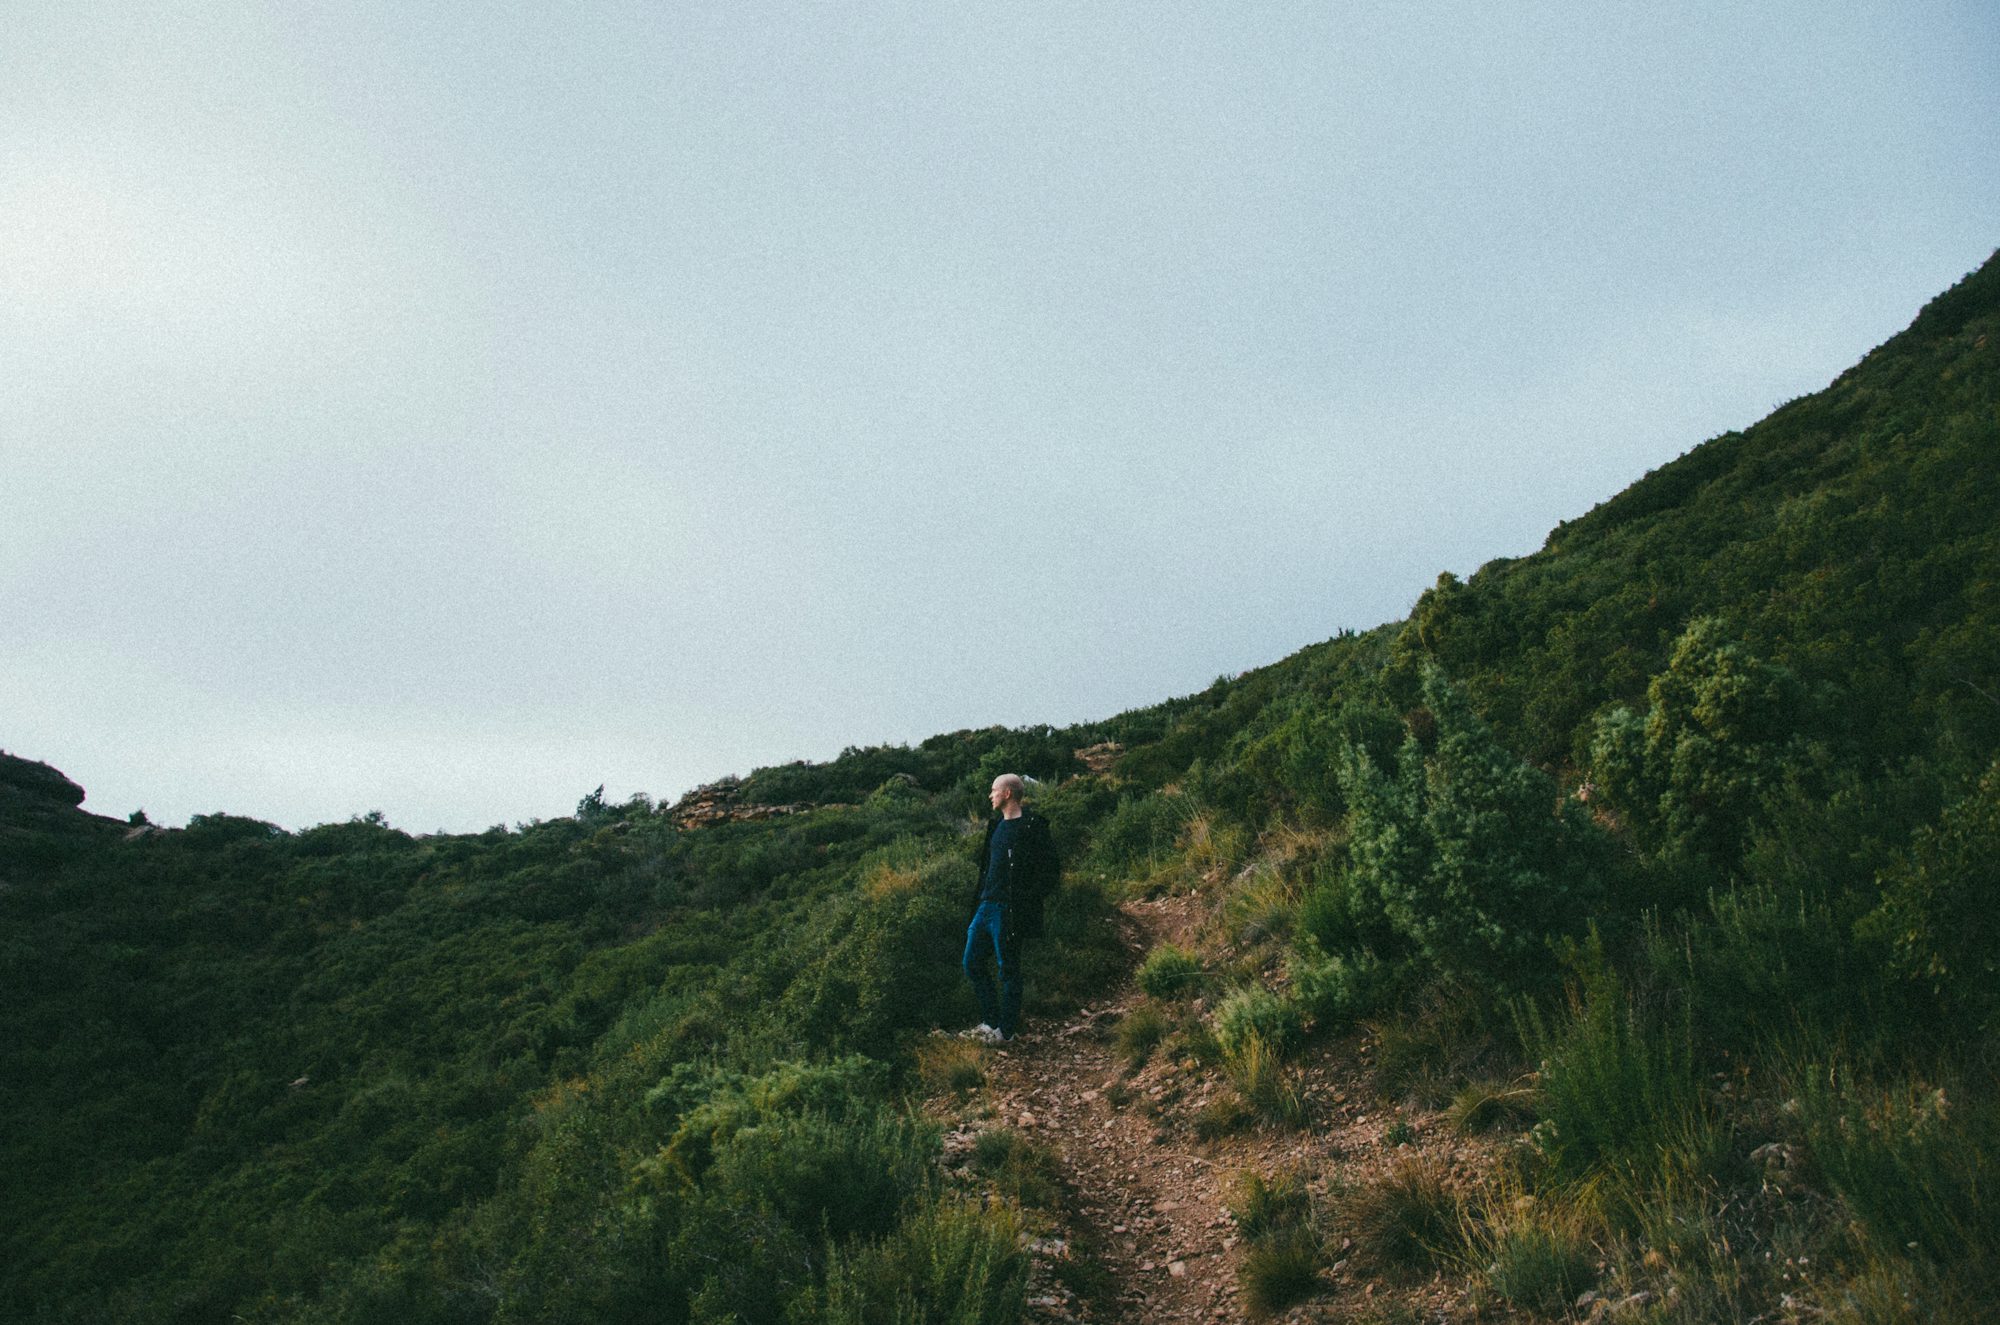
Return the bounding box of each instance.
[4,251,1998,1320]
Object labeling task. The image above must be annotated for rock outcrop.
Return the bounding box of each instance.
[666,776,813,829]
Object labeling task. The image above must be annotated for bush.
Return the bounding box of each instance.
[1518,938,1712,1183]
[1861,761,2000,1038]
[1213,986,1300,1059]
[1288,943,1393,1032]
[813,1198,1028,1325]
[1136,944,1204,1000]
[1340,666,1611,995]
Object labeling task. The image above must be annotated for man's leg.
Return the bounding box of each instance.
[962,902,1002,1031]
[997,913,1023,1039]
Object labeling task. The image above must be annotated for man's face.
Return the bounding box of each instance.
[989,779,1011,811]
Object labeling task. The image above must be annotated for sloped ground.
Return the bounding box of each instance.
[930,893,1507,1324]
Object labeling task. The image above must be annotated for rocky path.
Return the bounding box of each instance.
[979,894,1250,1323]
[939,892,1489,1324]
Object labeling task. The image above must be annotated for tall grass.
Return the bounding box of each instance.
[1796,1066,2000,1282]
[1518,946,1712,1184]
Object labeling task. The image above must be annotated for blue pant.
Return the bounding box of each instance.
[962,901,1022,1036]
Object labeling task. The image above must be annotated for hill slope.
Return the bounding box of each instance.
[3,251,1996,1322]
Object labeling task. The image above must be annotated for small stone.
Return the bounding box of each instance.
[1019,1112,1036,1128]
[1169,1261,1188,1278]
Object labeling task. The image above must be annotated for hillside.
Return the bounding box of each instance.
[3,251,1996,1323]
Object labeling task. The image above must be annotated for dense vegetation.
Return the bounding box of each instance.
[3,250,1995,1321]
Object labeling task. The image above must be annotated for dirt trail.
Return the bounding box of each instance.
[951,893,1487,1324]
[980,894,1242,1322]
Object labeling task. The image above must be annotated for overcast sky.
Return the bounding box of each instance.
[3,3,1995,833]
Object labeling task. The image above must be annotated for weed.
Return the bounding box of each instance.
[1230,1169,1323,1317]
[967,1128,1060,1209]
[1519,942,1710,1182]
[1226,863,1302,946]
[1137,944,1204,1000]
[1470,1198,1598,1316]
[1795,1065,2000,1280]
[816,1197,1028,1325]
[1367,984,1502,1109]
[1170,1019,1224,1069]
[1230,1168,1312,1241]
[1384,1116,1415,1146]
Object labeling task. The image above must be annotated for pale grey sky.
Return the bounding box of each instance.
[4,2,1995,832]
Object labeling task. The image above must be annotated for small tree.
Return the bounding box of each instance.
[1591,617,1804,864]
[1339,666,1609,993]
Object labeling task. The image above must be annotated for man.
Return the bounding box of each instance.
[961,772,1059,1044]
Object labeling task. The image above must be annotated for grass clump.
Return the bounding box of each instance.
[1220,1030,1303,1127]
[1466,1191,1598,1316]
[1230,1169,1321,1317]
[1796,1065,2000,1280]
[1367,984,1502,1109]
[1226,863,1302,946]
[967,1128,1060,1209]
[1331,1157,1463,1280]
[1447,1077,1537,1134]
[1193,1091,1255,1139]
[1114,1004,1170,1070]
[1136,944,1204,1000]
[1213,985,1300,1058]
[915,1037,985,1097]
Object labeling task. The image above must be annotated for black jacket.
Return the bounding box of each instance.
[969,810,1060,938]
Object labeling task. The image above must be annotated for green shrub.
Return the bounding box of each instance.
[1213,985,1300,1059]
[1519,938,1711,1183]
[1861,762,2000,1038]
[1089,791,1188,875]
[1136,944,1204,1000]
[1288,943,1392,1032]
[813,1198,1028,1325]
[1339,666,1611,994]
